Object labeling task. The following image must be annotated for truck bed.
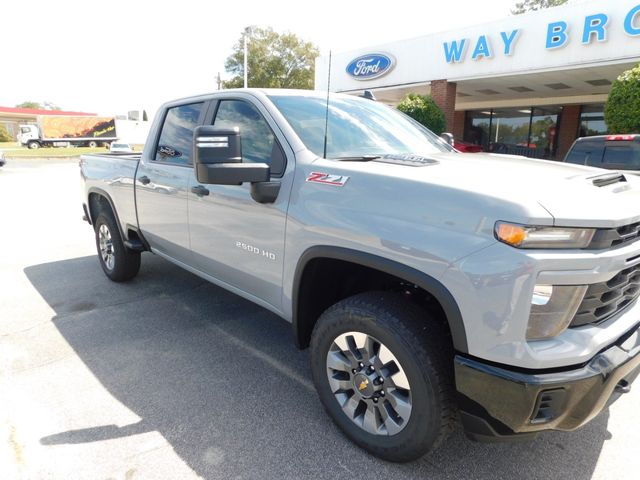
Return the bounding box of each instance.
[80,153,141,235]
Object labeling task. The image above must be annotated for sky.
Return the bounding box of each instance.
[1,0,522,119]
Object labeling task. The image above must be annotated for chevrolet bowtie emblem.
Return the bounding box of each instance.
[358,378,369,391]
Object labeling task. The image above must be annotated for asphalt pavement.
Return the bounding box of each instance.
[1,158,638,480]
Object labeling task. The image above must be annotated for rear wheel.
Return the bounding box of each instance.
[94,213,140,282]
[310,292,455,462]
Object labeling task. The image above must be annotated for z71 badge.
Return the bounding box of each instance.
[306,172,350,187]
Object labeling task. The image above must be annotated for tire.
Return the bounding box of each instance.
[94,212,141,282]
[310,292,455,462]
[28,141,40,149]
[88,140,98,148]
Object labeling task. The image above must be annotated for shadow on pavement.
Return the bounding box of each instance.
[25,254,610,479]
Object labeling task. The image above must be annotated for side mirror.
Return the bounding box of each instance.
[440,132,454,146]
[193,126,270,185]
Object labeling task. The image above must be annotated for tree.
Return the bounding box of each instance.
[15,101,61,110]
[512,0,568,14]
[223,27,319,89]
[16,101,43,109]
[43,101,61,111]
[0,124,12,142]
[397,94,446,135]
[605,63,640,133]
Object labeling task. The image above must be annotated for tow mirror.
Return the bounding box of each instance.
[193,126,270,185]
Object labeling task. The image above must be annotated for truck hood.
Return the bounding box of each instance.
[374,152,640,228]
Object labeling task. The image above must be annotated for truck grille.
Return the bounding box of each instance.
[571,263,640,327]
[589,222,640,249]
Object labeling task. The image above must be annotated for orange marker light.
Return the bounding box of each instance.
[496,223,527,246]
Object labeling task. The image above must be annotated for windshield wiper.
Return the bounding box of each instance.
[332,155,381,162]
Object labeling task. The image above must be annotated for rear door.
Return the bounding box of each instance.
[187,94,293,311]
[136,101,206,263]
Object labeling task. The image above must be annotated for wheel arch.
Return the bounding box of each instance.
[87,188,126,242]
[292,246,468,353]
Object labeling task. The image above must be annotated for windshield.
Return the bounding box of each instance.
[268,94,453,158]
[112,144,129,148]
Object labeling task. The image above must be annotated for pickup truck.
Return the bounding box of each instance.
[564,134,640,174]
[80,89,640,462]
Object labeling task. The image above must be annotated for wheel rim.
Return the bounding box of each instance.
[326,331,412,436]
[98,224,115,270]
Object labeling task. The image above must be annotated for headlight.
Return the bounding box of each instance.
[527,284,587,340]
[495,222,595,249]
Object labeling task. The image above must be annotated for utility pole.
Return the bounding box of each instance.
[243,26,255,89]
[216,72,222,90]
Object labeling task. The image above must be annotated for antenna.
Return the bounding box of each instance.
[322,51,332,159]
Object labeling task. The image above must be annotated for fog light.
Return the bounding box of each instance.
[527,284,587,340]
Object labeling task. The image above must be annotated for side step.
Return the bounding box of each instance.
[124,238,146,252]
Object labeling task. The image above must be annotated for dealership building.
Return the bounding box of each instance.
[315,0,640,160]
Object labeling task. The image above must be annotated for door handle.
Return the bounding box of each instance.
[138,175,151,185]
[191,185,210,197]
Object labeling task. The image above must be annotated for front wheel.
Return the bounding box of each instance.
[310,292,455,462]
[27,141,40,149]
[94,213,140,282]
[88,140,98,148]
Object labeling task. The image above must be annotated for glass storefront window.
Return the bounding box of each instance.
[579,104,608,137]
[464,111,491,150]
[464,106,560,159]
[530,106,561,158]
[490,108,531,155]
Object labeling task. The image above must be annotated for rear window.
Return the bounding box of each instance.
[565,139,603,166]
[602,143,640,170]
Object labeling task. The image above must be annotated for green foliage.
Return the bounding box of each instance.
[605,64,640,133]
[223,27,319,89]
[512,0,568,14]
[396,94,446,135]
[16,101,42,109]
[15,101,61,110]
[43,101,61,111]
[0,124,12,142]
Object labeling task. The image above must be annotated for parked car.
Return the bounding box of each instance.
[0,150,5,167]
[563,134,640,174]
[109,142,134,154]
[454,140,483,153]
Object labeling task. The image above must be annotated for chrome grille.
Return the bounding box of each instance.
[571,263,640,327]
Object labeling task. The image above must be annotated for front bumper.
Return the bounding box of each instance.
[456,322,640,442]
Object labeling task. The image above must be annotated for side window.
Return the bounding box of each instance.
[213,100,285,175]
[155,102,204,165]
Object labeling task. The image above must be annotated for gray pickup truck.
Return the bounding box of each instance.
[80,89,640,462]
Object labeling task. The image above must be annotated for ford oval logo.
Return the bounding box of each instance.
[346,53,395,80]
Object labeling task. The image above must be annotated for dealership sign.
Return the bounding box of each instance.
[346,53,395,80]
[442,3,640,63]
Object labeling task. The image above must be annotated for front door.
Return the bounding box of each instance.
[188,96,293,311]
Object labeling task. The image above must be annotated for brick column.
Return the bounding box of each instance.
[557,105,582,160]
[431,79,457,134]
